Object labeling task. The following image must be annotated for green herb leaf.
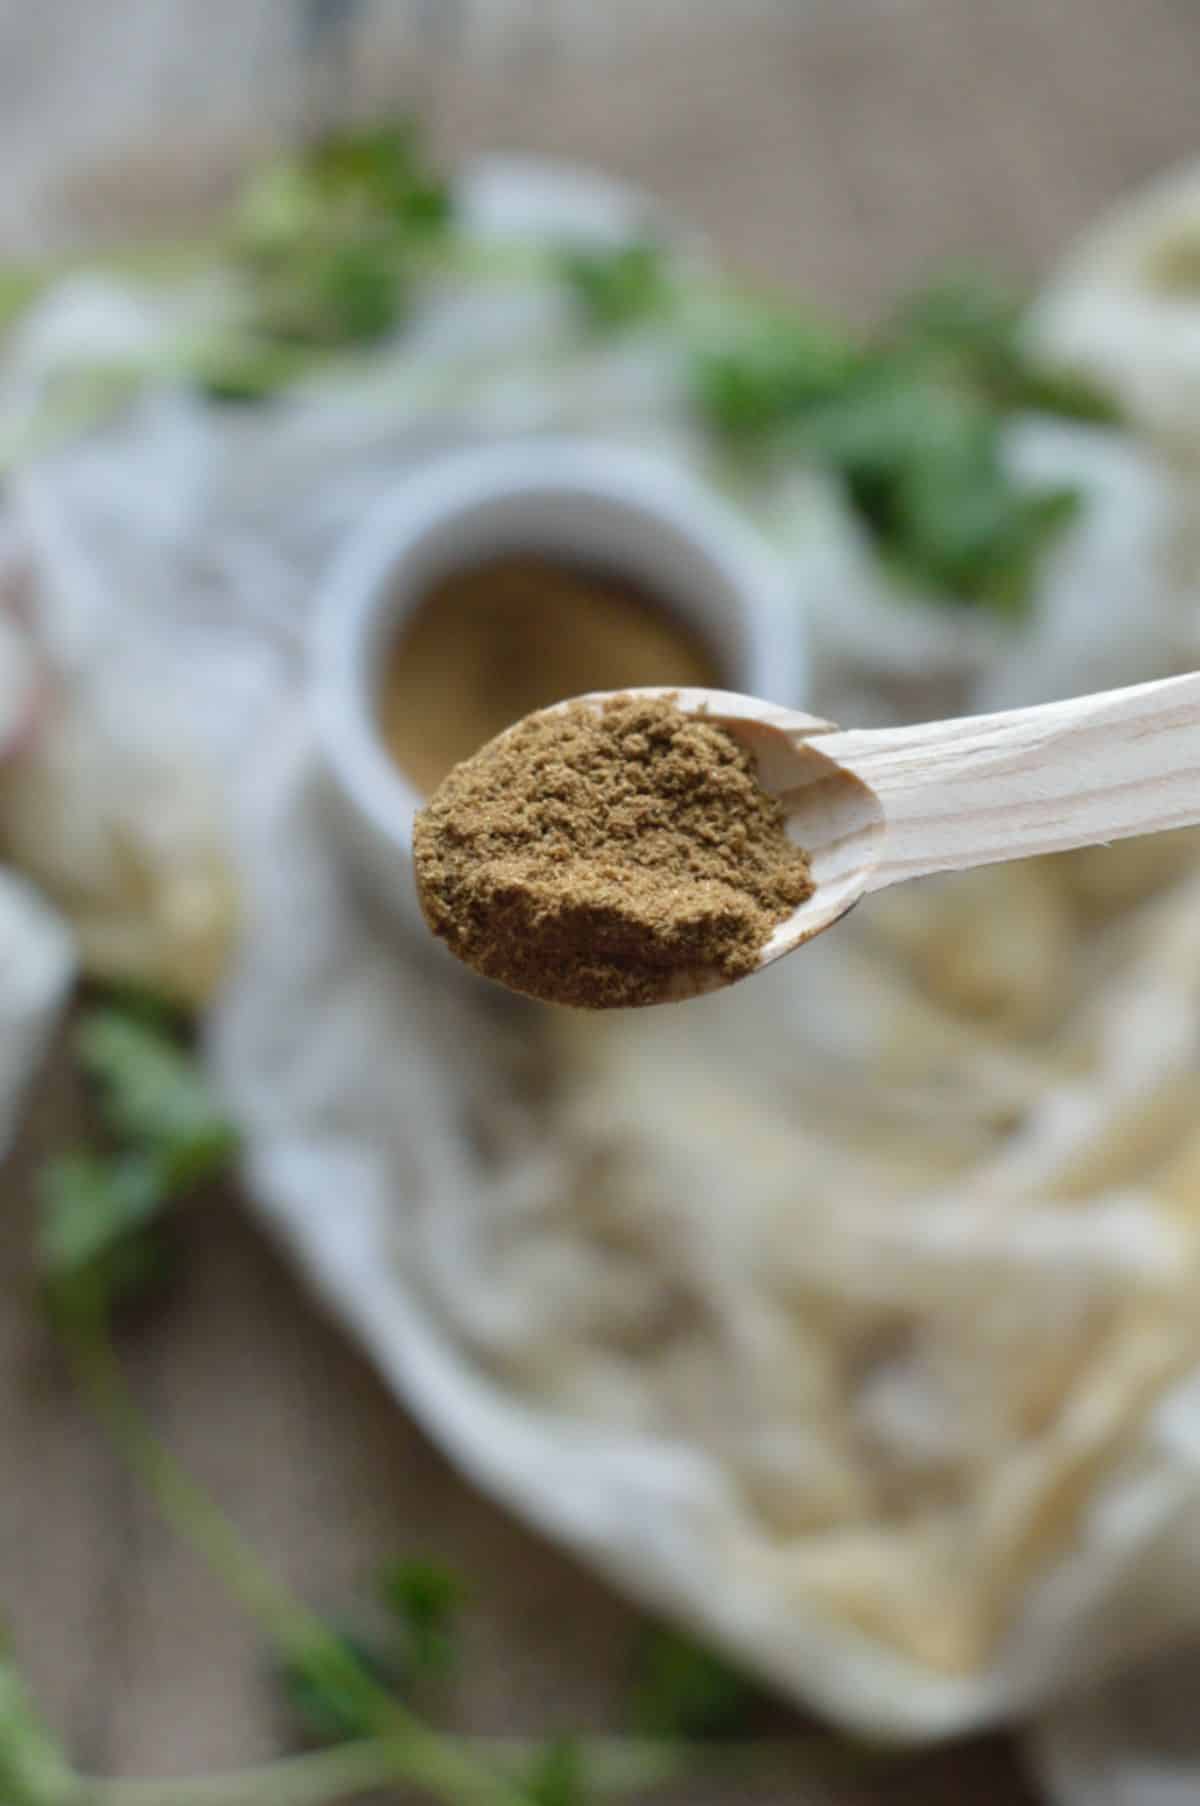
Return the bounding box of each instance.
[559,241,674,333]
[0,1627,75,1806]
[1013,363,1122,426]
[38,1151,167,1279]
[86,981,189,1034]
[186,332,318,404]
[378,1559,465,1680]
[298,124,452,238]
[38,1149,171,1320]
[524,1736,588,1806]
[38,1005,234,1322]
[884,272,1121,424]
[75,1010,237,1189]
[632,1626,757,1741]
[276,1630,395,1748]
[690,308,861,444]
[231,122,452,354]
[236,124,451,254]
[883,273,1025,381]
[888,429,1080,615]
[245,242,407,348]
[693,272,1103,612]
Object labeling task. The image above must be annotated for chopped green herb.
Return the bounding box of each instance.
[801,370,1082,614]
[559,241,674,332]
[379,1558,465,1679]
[236,124,451,255]
[231,122,452,351]
[883,273,1025,386]
[524,1736,588,1806]
[693,277,1095,611]
[245,240,407,348]
[75,1009,237,1190]
[37,1000,236,1322]
[276,1629,396,1748]
[691,307,861,444]
[86,981,189,1034]
[882,273,1121,424]
[1014,363,1122,426]
[38,1150,168,1291]
[632,1626,757,1742]
[186,332,318,405]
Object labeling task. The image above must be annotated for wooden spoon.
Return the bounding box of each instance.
[581,672,1200,985]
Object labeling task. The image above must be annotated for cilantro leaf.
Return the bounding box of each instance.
[236,124,451,254]
[85,981,189,1034]
[276,1630,395,1748]
[895,441,1080,614]
[38,1151,166,1278]
[296,124,451,238]
[525,1736,588,1806]
[1013,363,1121,426]
[559,241,674,333]
[883,273,1025,385]
[632,1626,757,1741]
[378,1559,464,1680]
[695,283,1087,612]
[242,241,407,348]
[38,1150,171,1317]
[792,369,1081,613]
[38,1006,236,1321]
[235,260,405,352]
[884,272,1121,424]
[691,309,861,444]
[230,121,452,352]
[75,1010,236,1190]
[186,332,317,405]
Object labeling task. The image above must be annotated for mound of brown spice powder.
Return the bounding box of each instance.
[413,694,815,1008]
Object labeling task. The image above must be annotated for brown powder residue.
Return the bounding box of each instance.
[413,694,815,1009]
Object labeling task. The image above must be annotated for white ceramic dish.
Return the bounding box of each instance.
[313,437,810,927]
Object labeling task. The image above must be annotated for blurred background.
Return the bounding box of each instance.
[5,4,1200,1805]
[6,0,1198,294]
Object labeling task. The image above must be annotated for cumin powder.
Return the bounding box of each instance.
[413,694,814,1008]
[379,556,720,795]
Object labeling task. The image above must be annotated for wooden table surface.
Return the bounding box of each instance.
[3,2,1199,1799]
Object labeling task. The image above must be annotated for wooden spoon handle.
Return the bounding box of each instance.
[814,669,1200,890]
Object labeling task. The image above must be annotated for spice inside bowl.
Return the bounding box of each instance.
[314,440,807,933]
[378,553,721,795]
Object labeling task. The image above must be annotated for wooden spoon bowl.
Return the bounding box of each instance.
[581,671,1200,991]
[416,670,1200,1004]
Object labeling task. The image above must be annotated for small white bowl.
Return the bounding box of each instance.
[313,438,809,928]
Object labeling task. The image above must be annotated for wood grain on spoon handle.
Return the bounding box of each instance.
[812,670,1200,890]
